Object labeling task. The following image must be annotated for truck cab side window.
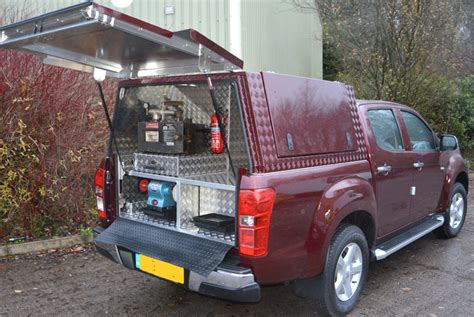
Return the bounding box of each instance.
[367,109,404,151]
[401,111,435,151]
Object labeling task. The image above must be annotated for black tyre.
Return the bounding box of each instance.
[313,224,369,316]
[435,182,467,239]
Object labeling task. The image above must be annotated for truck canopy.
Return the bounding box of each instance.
[0,1,243,78]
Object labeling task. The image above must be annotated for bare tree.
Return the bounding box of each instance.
[294,0,471,104]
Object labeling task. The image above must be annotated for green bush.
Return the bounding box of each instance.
[416,75,474,163]
[0,49,116,241]
[453,76,474,162]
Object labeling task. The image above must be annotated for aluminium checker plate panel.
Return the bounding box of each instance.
[133,153,228,177]
[179,184,236,228]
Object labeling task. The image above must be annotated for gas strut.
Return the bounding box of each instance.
[96,82,124,171]
[206,75,236,178]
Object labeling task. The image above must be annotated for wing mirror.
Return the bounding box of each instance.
[440,135,458,151]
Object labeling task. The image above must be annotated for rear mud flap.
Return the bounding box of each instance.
[94,218,232,277]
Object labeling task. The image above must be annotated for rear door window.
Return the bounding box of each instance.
[367,109,404,151]
[401,111,435,151]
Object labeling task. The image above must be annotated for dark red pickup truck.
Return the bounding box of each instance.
[1,2,469,315]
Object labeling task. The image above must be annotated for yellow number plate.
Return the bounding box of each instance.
[135,254,184,284]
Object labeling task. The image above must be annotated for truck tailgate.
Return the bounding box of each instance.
[94,218,232,276]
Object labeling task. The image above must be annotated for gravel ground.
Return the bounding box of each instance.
[1,177,472,316]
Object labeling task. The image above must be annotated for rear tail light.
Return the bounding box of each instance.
[94,168,106,219]
[94,157,116,227]
[238,188,276,257]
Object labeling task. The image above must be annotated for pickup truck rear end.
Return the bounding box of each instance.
[91,69,373,293]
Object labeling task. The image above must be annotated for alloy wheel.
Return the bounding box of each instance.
[449,192,464,229]
[334,242,363,302]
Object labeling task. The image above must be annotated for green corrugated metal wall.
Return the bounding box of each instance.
[240,0,322,78]
[95,0,232,52]
[1,0,322,78]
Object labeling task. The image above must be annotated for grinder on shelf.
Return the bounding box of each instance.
[140,180,176,220]
[137,98,208,154]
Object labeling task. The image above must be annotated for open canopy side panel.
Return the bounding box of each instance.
[0,1,243,78]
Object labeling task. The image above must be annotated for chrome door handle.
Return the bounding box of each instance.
[377,164,392,175]
[413,161,424,169]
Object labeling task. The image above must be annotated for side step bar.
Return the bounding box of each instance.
[373,214,444,260]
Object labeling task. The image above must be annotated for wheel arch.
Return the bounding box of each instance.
[455,171,469,194]
[340,210,376,249]
[438,154,469,211]
[303,176,377,277]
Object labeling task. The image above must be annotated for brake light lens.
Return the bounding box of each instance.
[238,188,276,257]
[94,157,116,226]
[95,168,106,219]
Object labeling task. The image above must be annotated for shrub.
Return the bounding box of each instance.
[453,75,474,162]
[0,49,116,240]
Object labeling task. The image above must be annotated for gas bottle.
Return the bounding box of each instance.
[210,114,224,154]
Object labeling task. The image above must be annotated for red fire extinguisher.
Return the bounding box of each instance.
[211,114,224,154]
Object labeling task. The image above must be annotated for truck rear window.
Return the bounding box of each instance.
[367,109,404,151]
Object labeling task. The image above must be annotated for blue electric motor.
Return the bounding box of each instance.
[146,181,176,212]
